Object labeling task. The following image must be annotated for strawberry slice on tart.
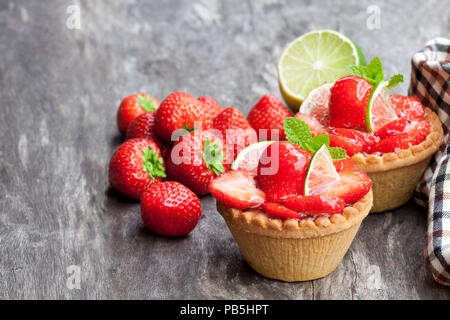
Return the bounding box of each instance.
[209,170,266,210]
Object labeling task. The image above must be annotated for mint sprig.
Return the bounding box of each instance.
[283,117,346,160]
[347,56,403,89]
[202,140,225,175]
[137,94,156,112]
[142,147,166,180]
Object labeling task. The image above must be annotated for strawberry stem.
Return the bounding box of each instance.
[202,140,225,175]
[137,94,156,112]
[142,147,166,180]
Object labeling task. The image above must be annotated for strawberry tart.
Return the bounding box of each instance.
[296,57,444,212]
[209,119,373,282]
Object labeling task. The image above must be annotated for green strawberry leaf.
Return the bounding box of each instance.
[137,94,156,112]
[183,124,198,133]
[387,74,404,89]
[142,147,166,180]
[284,117,347,160]
[202,140,225,176]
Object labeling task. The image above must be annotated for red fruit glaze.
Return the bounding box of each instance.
[283,195,345,215]
[109,138,165,200]
[141,182,202,237]
[257,141,312,202]
[319,169,372,204]
[198,96,224,118]
[333,158,357,172]
[262,202,306,220]
[209,170,266,210]
[155,92,213,142]
[166,129,226,195]
[371,119,430,153]
[329,76,372,129]
[391,95,425,120]
[329,128,378,156]
[117,93,160,135]
[373,118,407,139]
[247,94,292,140]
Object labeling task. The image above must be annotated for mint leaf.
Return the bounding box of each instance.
[284,117,347,159]
[387,74,404,89]
[366,56,383,83]
[202,140,225,175]
[283,117,312,150]
[347,65,367,78]
[328,147,347,160]
[137,94,156,112]
[310,134,330,150]
[142,147,166,180]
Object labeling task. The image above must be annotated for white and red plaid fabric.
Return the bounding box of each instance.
[410,37,450,285]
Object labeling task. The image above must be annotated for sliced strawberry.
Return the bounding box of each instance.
[329,75,372,129]
[391,95,425,120]
[329,134,363,157]
[374,118,407,139]
[283,195,345,215]
[294,113,328,136]
[333,158,357,172]
[209,170,266,210]
[329,128,378,156]
[257,141,312,202]
[262,202,306,220]
[371,119,430,153]
[319,169,372,204]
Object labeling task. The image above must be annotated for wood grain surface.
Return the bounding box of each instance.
[0,0,449,299]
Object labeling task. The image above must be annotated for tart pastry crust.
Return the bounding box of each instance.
[216,190,373,282]
[352,108,443,212]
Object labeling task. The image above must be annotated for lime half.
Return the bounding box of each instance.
[231,141,275,174]
[304,145,340,195]
[278,29,366,112]
[366,80,398,132]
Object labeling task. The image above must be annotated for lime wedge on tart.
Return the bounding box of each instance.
[304,145,340,195]
[299,82,334,126]
[278,29,366,112]
[231,141,275,174]
[366,80,398,132]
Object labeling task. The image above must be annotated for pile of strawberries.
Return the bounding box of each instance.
[109,91,293,237]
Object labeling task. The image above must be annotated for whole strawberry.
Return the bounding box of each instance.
[117,93,159,135]
[329,75,372,129]
[198,96,224,118]
[257,141,312,202]
[109,138,166,199]
[213,107,257,162]
[247,94,292,140]
[126,111,162,147]
[141,182,202,237]
[155,92,213,142]
[167,130,226,195]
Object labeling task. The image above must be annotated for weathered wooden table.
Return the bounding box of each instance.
[1,0,449,299]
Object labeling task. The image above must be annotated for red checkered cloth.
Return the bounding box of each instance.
[410,37,450,285]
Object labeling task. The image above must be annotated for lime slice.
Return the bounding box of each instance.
[231,141,275,173]
[278,29,366,112]
[366,80,398,132]
[299,82,334,126]
[304,145,340,195]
